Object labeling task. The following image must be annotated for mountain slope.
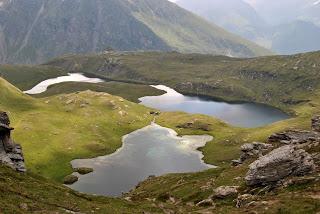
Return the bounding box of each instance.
[248,0,320,26]
[271,20,320,54]
[0,0,271,64]
[0,0,170,64]
[127,0,271,57]
[177,0,320,54]
[176,0,270,45]
[0,165,157,213]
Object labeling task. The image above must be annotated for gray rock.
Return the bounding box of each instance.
[0,112,26,172]
[268,130,320,145]
[236,194,255,208]
[196,198,215,207]
[214,186,239,198]
[245,145,315,186]
[232,142,273,165]
[312,115,320,132]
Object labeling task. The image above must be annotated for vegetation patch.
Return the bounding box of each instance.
[74,167,94,175]
[177,120,212,131]
[63,174,79,185]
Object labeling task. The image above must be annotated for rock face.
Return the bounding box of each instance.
[232,142,273,166]
[0,112,26,172]
[268,130,320,145]
[245,145,315,186]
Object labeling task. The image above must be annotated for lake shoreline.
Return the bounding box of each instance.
[68,122,214,197]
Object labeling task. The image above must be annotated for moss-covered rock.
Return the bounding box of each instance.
[63,174,78,185]
[74,167,94,175]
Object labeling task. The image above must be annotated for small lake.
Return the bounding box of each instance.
[69,123,213,197]
[139,85,289,128]
[23,73,104,95]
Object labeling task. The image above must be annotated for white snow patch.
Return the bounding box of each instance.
[314,0,320,5]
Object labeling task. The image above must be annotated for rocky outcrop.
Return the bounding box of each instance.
[232,142,273,166]
[244,117,320,186]
[236,194,255,208]
[0,112,26,172]
[63,174,79,185]
[245,145,315,186]
[268,130,320,145]
[213,186,239,198]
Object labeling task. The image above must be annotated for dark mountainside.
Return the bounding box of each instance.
[0,0,270,64]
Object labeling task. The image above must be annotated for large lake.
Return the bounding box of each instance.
[24,74,290,196]
[24,74,289,128]
[69,123,214,196]
[139,85,289,128]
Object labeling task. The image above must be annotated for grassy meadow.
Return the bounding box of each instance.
[0,51,319,213]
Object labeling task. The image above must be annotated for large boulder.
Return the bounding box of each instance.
[245,145,315,186]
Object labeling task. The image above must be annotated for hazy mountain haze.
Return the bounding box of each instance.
[176,0,320,54]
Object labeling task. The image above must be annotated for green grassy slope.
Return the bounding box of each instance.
[0,77,157,181]
[0,50,319,212]
[0,165,160,213]
[0,64,164,103]
[33,81,164,103]
[128,0,272,57]
[0,64,67,90]
[47,51,320,112]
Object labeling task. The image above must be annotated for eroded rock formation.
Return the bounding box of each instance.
[0,112,26,172]
[232,142,273,166]
[245,145,315,186]
[244,116,320,186]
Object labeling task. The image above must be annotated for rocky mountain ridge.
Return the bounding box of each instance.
[0,0,270,64]
[0,111,26,172]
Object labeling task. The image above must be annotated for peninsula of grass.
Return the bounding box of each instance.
[33,81,164,103]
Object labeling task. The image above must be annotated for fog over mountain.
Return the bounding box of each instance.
[176,0,270,46]
[245,0,320,26]
[176,0,320,54]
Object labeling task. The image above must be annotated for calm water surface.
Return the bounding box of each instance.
[139,85,289,128]
[25,75,290,196]
[69,123,213,196]
[23,73,104,94]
